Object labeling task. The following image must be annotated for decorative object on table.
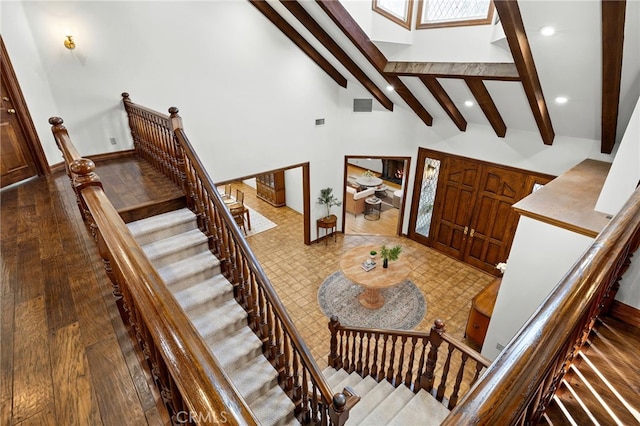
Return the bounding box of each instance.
[496,261,507,274]
[369,250,377,261]
[317,187,341,218]
[361,261,376,272]
[362,169,375,178]
[380,244,402,268]
[317,271,426,330]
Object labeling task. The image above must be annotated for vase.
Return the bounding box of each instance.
[383,258,388,268]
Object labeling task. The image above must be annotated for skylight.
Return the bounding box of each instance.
[417,0,494,29]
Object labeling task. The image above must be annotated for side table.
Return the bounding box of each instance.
[364,197,381,221]
[317,214,337,245]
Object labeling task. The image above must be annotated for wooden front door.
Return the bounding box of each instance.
[464,166,527,273]
[0,36,47,188]
[430,157,481,259]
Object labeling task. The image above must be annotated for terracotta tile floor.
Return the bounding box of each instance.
[238,182,495,370]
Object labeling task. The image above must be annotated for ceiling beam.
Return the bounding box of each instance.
[386,62,520,81]
[465,78,506,137]
[601,0,626,154]
[420,76,467,131]
[494,0,554,145]
[316,0,433,126]
[248,0,347,88]
[279,0,394,111]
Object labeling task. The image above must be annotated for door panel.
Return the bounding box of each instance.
[431,158,480,258]
[465,167,527,273]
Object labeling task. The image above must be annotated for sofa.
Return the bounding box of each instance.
[345,185,376,216]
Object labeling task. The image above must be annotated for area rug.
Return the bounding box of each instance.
[244,206,277,237]
[317,271,426,330]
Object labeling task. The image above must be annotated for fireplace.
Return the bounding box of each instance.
[382,159,405,185]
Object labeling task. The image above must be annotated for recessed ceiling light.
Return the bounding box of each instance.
[386,85,394,92]
[540,26,555,36]
[555,96,568,104]
[464,100,474,107]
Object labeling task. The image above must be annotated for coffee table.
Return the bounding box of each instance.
[339,245,410,309]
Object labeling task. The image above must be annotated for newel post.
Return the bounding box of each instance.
[328,316,342,369]
[422,319,446,392]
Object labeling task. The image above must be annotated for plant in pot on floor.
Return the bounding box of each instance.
[380,244,402,268]
[317,187,341,219]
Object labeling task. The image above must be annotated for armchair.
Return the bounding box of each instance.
[345,186,376,216]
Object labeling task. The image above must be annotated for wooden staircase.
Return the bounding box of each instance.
[126,207,461,425]
[322,368,450,425]
[127,208,298,426]
[539,317,640,425]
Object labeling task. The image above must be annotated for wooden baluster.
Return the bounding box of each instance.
[282,334,292,391]
[266,303,276,361]
[349,331,357,373]
[379,334,389,382]
[328,316,341,368]
[292,351,302,414]
[395,336,407,386]
[274,316,283,374]
[338,329,345,369]
[436,344,454,401]
[470,360,484,386]
[415,337,428,392]
[422,319,445,392]
[448,352,468,409]
[356,332,364,374]
[386,334,398,384]
[370,332,380,379]
[405,336,418,389]
[363,332,371,377]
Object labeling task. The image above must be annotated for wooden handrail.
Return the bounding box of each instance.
[442,186,640,424]
[328,317,490,410]
[50,117,258,426]
[121,95,353,424]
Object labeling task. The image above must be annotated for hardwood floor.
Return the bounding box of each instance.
[0,156,500,424]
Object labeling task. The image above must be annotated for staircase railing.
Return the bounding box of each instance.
[49,117,258,425]
[442,186,640,424]
[328,317,491,410]
[121,94,354,425]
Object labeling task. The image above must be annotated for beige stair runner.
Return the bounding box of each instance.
[127,208,298,426]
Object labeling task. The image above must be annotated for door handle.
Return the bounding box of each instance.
[2,97,9,102]
[470,228,475,238]
[7,108,16,114]
[463,226,468,235]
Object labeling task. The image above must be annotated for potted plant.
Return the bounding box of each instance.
[379,244,402,268]
[369,250,377,264]
[317,187,341,219]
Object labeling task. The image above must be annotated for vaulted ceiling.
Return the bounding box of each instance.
[249,0,638,154]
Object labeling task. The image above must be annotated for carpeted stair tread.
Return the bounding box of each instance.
[156,251,221,288]
[350,375,378,397]
[127,208,197,245]
[172,275,234,314]
[331,372,369,395]
[208,327,263,373]
[189,298,248,343]
[250,384,298,426]
[226,354,279,404]
[325,369,350,389]
[356,383,413,425]
[140,228,209,268]
[346,379,396,425]
[387,389,450,425]
[322,366,339,382]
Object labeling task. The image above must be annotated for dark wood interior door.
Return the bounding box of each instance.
[464,166,527,273]
[1,36,45,188]
[431,158,480,258]
[0,81,38,188]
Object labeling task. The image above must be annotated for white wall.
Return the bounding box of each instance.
[482,216,594,360]
[595,99,640,215]
[0,0,618,239]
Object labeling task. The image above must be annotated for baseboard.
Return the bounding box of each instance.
[609,300,640,329]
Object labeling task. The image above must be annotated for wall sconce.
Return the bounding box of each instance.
[64,35,76,50]
[424,164,437,180]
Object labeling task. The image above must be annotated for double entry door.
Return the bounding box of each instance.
[409,149,551,275]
